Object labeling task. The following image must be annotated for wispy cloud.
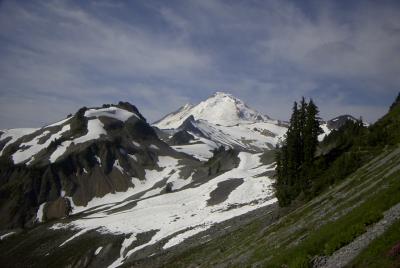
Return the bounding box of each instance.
[0,0,399,128]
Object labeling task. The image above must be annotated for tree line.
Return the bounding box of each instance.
[275,92,400,207]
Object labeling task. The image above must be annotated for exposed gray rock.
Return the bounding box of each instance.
[314,202,400,268]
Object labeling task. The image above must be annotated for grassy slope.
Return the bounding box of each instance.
[159,145,400,267]
[348,218,400,268]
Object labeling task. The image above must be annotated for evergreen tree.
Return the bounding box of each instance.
[389,92,400,111]
[304,99,322,165]
[275,97,322,206]
[298,97,307,163]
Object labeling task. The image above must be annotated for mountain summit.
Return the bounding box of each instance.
[152,92,287,159]
[154,92,271,129]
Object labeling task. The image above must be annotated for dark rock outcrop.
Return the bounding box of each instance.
[170,130,195,145]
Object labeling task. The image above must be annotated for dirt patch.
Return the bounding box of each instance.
[207,178,244,206]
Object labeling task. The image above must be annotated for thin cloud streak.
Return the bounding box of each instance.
[0,0,399,128]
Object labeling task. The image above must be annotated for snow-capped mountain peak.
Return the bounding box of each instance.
[154,92,271,129]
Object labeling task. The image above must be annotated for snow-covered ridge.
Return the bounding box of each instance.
[84,106,140,122]
[1,105,144,165]
[13,124,72,165]
[0,128,38,156]
[172,118,287,160]
[154,92,272,129]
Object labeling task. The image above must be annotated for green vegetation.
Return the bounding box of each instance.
[276,92,400,206]
[275,97,323,206]
[349,219,400,267]
[266,175,400,267]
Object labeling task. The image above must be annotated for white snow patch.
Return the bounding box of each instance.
[48,124,71,162]
[36,203,46,223]
[172,142,215,161]
[0,231,16,240]
[0,128,38,156]
[49,140,73,163]
[12,130,49,164]
[59,229,91,247]
[108,234,137,268]
[95,246,103,255]
[163,225,208,249]
[128,154,138,161]
[85,107,139,122]
[46,117,72,127]
[149,144,159,150]
[319,123,332,141]
[132,141,141,147]
[73,119,106,144]
[95,155,102,166]
[113,160,124,174]
[168,173,193,191]
[13,123,71,165]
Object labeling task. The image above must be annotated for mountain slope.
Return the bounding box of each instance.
[148,145,400,268]
[0,102,197,230]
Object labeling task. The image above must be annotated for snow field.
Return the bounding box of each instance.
[154,92,270,129]
[52,152,276,267]
[0,128,38,156]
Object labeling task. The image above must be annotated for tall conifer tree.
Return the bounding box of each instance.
[275,97,322,206]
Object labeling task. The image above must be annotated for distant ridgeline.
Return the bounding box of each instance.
[275,93,400,206]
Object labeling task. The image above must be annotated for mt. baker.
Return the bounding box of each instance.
[154,92,273,128]
[153,92,288,160]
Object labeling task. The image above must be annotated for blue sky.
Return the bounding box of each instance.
[0,0,399,128]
